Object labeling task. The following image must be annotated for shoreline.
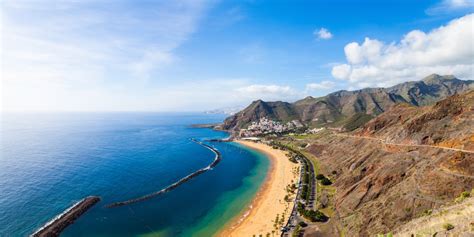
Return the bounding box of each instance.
[217,140,298,237]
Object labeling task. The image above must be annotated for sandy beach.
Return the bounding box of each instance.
[218,140,299,237]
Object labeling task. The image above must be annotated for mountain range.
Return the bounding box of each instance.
[222,74,474,132]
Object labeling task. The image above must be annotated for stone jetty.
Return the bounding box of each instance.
[31,196,100,237]
[106,139,221,208]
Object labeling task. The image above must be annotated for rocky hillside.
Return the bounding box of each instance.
[297,90,474,235]
[358,90,474,151]
[221,100,298,131]
[223,74,473,132]
[394,192,474,236]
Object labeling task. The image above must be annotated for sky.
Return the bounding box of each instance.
[1,0,473,112]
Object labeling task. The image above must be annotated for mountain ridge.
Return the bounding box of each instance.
[222,74,474,132]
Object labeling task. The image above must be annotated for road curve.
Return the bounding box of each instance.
[334,133,474,154]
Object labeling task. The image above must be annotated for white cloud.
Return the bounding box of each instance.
[450,0,473,7]
[1,0,211,111]
[236,84,297,101]
[305,81,335,90]
[331,64,352,80]
[426,0,474,15]
[314,28,333,40]
[146,81,299,111]
[331,14,474,88]
[236,84,293,94]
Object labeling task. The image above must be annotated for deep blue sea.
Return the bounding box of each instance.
[0,113,269,236]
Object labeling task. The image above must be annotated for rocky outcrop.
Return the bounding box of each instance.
[359,90,474,149]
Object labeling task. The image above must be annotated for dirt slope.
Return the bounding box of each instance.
[300,90,474,236]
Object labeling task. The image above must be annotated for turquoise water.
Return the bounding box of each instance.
[0,113,269,236]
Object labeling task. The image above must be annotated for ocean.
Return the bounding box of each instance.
[0,112,269,236]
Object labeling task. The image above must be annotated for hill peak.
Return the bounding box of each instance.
[422,74,457,84]
[251,99,265,104]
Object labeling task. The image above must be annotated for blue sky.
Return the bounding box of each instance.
[2,0,473,111]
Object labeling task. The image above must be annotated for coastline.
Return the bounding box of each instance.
[217,140,298,237]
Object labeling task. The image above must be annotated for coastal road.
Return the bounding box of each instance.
[333,133,474,154]
[282,149,317,237]
[282,158,304,237]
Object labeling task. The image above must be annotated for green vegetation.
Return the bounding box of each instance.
[455,190,471,203]
[316,174,332,185]
[320,177,332,185]
[289,156,298,163]
[315,174,325,180]
[292,129,331,140]
[376,233,393,237]
[271,140,336,225]
[292,225,301,237]
[286,152,299,163]
[298,221,307,227]
[273,213,280,233]
[297,202,328,222]
[422,209,432,216]
[342,113,374,131]
[303,209,328,222]
[443,223,454,230]
[286,183,297,195]
[275,139,339,222]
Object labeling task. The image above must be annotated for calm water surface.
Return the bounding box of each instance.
[0,112,269,236]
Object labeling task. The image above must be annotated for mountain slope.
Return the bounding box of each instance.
[297,90,474,235]
[394,194,474,236]
[222,74,474,132]
[222,100,299,130]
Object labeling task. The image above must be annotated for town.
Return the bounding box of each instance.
[239,117,324,138]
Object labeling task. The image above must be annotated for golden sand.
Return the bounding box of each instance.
[217,140,298,237]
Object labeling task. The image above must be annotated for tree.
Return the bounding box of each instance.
[304,210,328,222]
[316,174,325,180]
[320,177,332,185]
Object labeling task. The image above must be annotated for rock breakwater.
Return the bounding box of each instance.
[106,139,221,208]
[31,196,100,237]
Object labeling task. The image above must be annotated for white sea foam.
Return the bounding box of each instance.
[30,198,85,236]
